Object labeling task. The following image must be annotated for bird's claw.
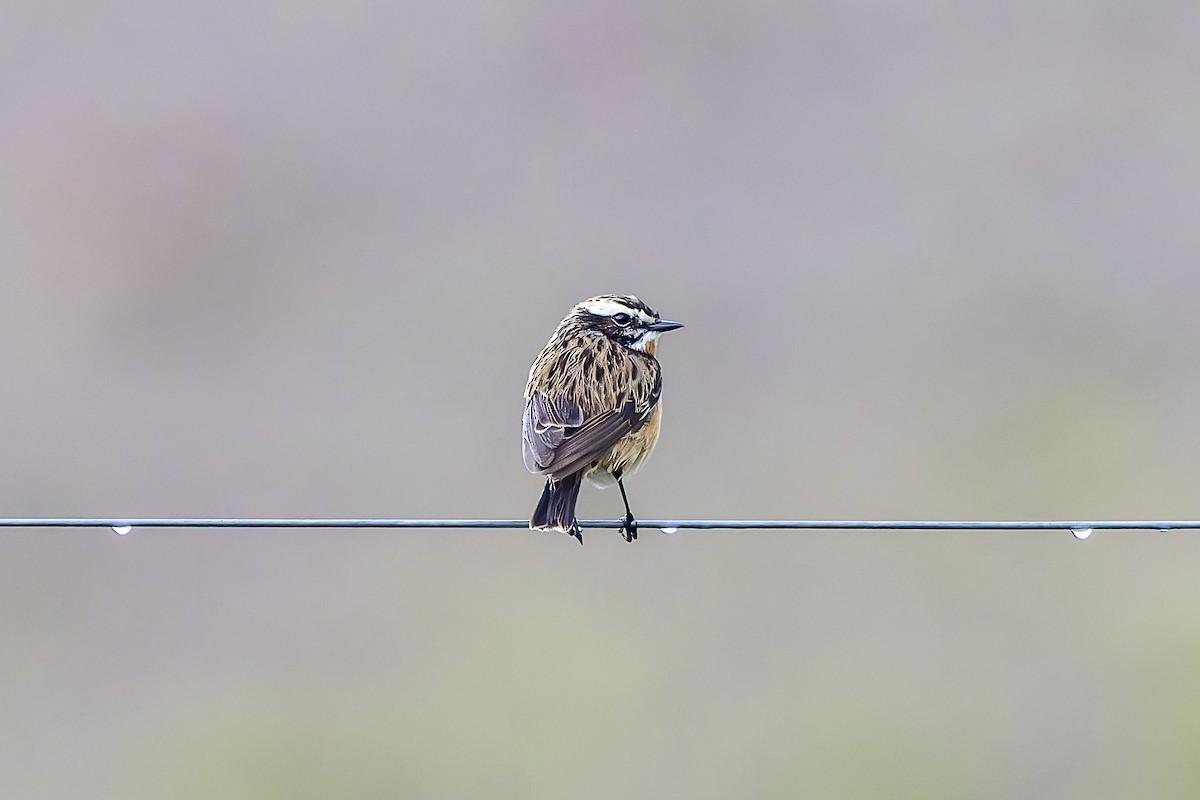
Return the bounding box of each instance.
[620,513,638,542]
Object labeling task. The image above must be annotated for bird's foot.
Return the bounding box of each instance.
[620,512,638,542]
[570,524,584,545]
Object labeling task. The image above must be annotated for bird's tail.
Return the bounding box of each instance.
[531,473,584,544]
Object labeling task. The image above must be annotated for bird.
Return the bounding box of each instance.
[523,295,683,544]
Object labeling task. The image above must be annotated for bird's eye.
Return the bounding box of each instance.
[612,313,632,326]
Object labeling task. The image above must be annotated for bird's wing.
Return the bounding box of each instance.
[523,393,644,480]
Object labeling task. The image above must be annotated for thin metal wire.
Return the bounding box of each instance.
[0,518,1194,530]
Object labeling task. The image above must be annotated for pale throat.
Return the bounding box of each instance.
[631,332,659,354]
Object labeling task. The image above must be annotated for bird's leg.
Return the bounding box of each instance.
[616,476,638,542]
[570,523,583,545]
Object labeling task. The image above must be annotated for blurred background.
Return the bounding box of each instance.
[3,1,1200,797]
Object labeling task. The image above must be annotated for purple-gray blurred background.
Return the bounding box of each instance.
[4,2,1200,797]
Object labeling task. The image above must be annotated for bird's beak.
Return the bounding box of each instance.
[647,319,684,332]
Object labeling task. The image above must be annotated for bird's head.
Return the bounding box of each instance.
[572,295,684,354]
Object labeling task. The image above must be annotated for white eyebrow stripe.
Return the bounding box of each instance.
[580,298,655,325]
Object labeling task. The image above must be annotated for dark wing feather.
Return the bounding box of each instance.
[523,393,643,480]
[522,394,582,473]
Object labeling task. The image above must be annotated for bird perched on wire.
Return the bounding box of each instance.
[523,295,684,544]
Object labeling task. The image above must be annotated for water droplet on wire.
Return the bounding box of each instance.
[1071,527,1093,541]
[112,525,132,536]
[660,526,679,535]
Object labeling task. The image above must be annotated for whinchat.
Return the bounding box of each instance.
[523,295,683,544]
